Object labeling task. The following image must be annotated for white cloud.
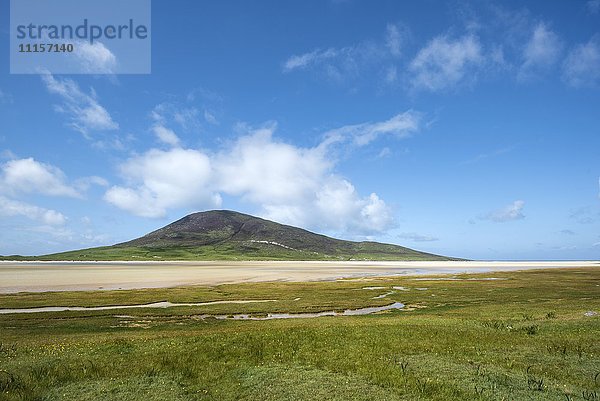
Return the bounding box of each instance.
[355,192,393,232]
[587,0,600,14]
[377,147,392,158]
[563,35,600,88]
[104,187,165,219]
[0,196,67,225]
[385,24,403,57]
[104,115,409,234]
[1,150,17,160]
[397,232,439,242]
[215,124,331,205]
[152,103,202,132]
[0,89,13,104]
[409,34,483,91]
[490,46,508,69]
[215,125,393,234]
[282,24,405,83]
[204,110,219,125]
[313,181,392,233]
[570,206,599,224]
[152,124,181,147]
[283,48,339,72]
[73,176,109,192]
[481,200,525,223]
[384,66,398,84]
[460,147,512,165]
[519,22,562,80]
[173,108,201,130]
[104,148,221,218]
[74,41,117,74]
[323,110,421,147]
[0,157,103,238]
[42,73,118,136]
[1,158,80,197]
[90,132,135,151]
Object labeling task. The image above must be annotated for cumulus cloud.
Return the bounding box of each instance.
[215,125,393,234]
[0,157,107,233]
[313,183,392,233]
[0,196,67,225]
[409,34,483,91]
[104,148,221,218]
[519,22,562,80]
[1,158,80,197]
[481,200,525,222]
[42,73,118,136]
[74,41,117,74]
[104,114,415,234]
[215,124,330,205]
[563,35,600,88]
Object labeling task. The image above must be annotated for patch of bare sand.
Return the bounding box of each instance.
[0,260,597,294]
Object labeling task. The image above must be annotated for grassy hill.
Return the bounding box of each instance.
[3,210,458,261]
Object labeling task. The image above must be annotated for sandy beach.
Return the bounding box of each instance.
[0,260,597,294]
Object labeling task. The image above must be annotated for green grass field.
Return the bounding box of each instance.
[0,242,455,262]
[1,268,598,400]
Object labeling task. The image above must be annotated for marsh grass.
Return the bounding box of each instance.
[0,267,598,400]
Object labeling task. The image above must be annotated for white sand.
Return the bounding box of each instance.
[0,260,597,294]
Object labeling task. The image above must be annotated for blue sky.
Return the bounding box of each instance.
[0,0,599,260]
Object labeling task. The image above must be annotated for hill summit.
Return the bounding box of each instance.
[25,210,457,261]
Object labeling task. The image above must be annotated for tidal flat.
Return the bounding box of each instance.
[0,260,597,293]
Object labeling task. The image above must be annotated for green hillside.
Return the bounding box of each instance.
[3,210,458,261]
